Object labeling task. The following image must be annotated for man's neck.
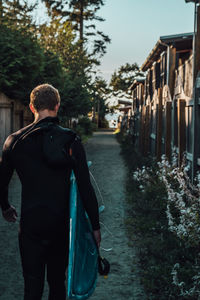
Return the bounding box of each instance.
[34,109,57,123]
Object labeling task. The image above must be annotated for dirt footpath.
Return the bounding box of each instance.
[85,131,146,300]
[0,130,145,300]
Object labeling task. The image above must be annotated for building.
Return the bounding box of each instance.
[0,93,32,154]
[123,32,200,179]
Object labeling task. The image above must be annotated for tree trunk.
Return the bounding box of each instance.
[0,0,3,23]
[79,0,84,42]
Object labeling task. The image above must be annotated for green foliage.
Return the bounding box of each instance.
[38,19,89,74]
[36,51,88,120]
[75,116,97,140]
[0,0,37,31]
[110,63,145,96]
[0,24,44,103]
[59,74,93,119]
[42,0,111,58]
[38,19,94,118]
[118,133,200,299]
[90,76,110,127]
[116,132,149,170]
[99,118,109,128]
[0,0,110,121]
[37,50,65,90]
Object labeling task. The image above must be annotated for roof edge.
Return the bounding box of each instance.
[140,40,166,72]
[140,32,193,72]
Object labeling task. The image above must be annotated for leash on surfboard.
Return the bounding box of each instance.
[89,167,114,253]
[99,221,113,252]
[89,168,105,213]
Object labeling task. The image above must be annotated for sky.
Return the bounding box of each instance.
[35,0,195,83]
[33,0,195,124]
[95,0,195,82]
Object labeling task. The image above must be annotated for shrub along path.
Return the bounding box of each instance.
[0,130,146,299]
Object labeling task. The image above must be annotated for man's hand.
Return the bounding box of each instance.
[2,206,18,222]
[93,229,101,248]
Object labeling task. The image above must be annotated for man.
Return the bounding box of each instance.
[0,83,101,300]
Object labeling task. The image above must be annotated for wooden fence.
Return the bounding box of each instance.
[121,73,200,180]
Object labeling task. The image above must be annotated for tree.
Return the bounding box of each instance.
[37,50,66,91]
[0,2,74,106]
[59,73,92,120]
[38,18,94,119]
[110,63,145,98]
[90,77,110,127]
[42,0,111,57]
[0,24,44,103]
[38,18,91,77]
[0,0,37,31]
[40,1,111,120]
[0,0,104,120]
[68,0,111,56]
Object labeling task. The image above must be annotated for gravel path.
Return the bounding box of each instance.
[85,131,146,300]
[0,130,146,300]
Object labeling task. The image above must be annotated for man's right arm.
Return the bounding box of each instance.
[0,136,15,213]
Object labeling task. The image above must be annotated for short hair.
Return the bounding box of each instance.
[30,84,60,112]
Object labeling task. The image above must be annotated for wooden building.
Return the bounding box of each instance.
[117,99,132,132]
[0,93,32,154]
[141,32,193,100]
[128,78,145,146]
[121,32,200,180]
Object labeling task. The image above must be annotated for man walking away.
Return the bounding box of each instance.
[0,83,101,300]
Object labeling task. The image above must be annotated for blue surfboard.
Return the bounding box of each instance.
[67,170,98,300]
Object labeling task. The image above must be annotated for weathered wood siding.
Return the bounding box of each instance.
[175,55,193,98]
[0,94,13,153]
[0,93,32,154]
[120,49,200,180]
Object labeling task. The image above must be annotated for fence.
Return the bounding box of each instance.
[120,71,200,180]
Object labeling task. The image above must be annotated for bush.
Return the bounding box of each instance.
[99,118,109,128]
[117,132,200,299]
[74,117,97,140]
[116,132,150,170]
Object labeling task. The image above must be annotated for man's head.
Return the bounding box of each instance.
[30,84,60,113]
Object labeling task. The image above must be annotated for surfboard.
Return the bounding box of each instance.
[67,170,98,300]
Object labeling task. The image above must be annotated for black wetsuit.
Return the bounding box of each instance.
[0,117,100,300]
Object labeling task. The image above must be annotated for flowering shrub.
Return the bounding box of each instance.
[118,133,200,298]
[133,150,200,298]
[159,155,200,247]
[133,151,200,246]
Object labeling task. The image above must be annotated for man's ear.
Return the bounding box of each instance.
[55,103,60,113]
[29,104,35,114]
